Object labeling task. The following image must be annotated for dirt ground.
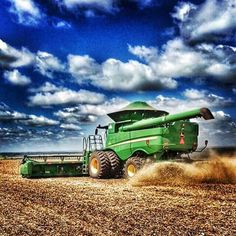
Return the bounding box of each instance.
[0,159,236,236]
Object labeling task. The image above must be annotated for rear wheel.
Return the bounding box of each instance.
[124,156,143,178]
[89,151,111,178]
[106,151,120,178]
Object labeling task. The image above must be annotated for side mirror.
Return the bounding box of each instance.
[205,140,208,146]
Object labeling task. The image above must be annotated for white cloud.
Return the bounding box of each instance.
[99,58,177,91]
[172,2,197,22]
[149,88,233,113]
[0,39,34,68]
[212,111,231,120]
[199,110,236,147]
[8,0,44,26]
[130,39,236,82]
[68,39,236,91]
[23,115,59,126]
[68,54,177,91]
[0,39,67,78]
[3,69,31,86]
[0,102,59,126]
[68,54,100,82]
[77,97,129,116]
[53,20,71,29]
[183,88,206,100]
[62,0,114,12]
[128,44,158,62]
[55,110,98,123]
[54,97,128,123]
[233,88,236,94]
[28,83,105,106]
[173,0,236,42]
[60,123,82,131]
[29,82,60,93]
[35,51,65,78]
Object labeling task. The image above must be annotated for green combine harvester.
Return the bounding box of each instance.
[20,101,214,179]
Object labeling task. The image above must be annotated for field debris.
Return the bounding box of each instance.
[0,157,236,236]
[0,159,21,175]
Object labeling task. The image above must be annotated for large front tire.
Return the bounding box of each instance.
[106,151,120,178]
[124,156,143,178]
[89,151,111,178]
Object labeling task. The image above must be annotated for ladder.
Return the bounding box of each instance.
[82,135,104,174]
[87,135,104,152]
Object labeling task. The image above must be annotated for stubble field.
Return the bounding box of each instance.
[0,153,236,236]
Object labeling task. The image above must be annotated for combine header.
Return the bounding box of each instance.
[20,101,214,178]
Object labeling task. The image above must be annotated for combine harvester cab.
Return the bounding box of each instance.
[20,101,214,179]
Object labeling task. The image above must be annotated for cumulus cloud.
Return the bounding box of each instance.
[35,51,65,78]
[54,109,98,124]
[68,54,100,82]
[183,88,207,100]
[0,102,59,126]
[28,83,105,106]
[68,54,177,91]
[68,39,236,91]
[173,0,236,43]
[22,115,59,126]
[29,82,60,93]
[212,110,232,120]
[128,44,158,63]
[54,97,128,124]
[0,103,28,121]
[0,39,34,68]
[0,39,67,78]
[7,0,44,26]
[3,69,31,86]
[149,88,233,113]
[99,58,177,91]
[130,39,236,82]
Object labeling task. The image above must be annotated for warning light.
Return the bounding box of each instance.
[180,132,185,145]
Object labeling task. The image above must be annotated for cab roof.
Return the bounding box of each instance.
[107,101,168,122]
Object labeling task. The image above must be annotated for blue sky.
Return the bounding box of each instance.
[0,0,235,151]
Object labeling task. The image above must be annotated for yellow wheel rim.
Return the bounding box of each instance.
[127,164,136,177]
[90,158,99,175]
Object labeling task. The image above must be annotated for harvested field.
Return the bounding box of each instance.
[0,156,236,236]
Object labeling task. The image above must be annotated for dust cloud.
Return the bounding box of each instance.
[130,152,236,186]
